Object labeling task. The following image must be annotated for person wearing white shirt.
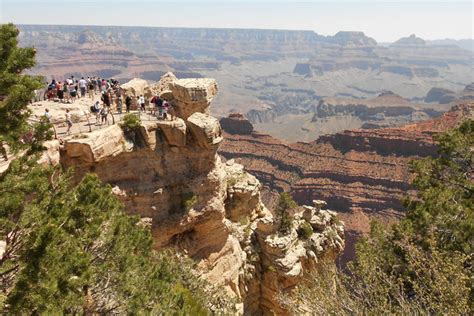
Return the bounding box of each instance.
[78,77,87,98]
[139,95,145,112]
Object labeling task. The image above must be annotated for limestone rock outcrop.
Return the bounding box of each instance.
[37,140,61,166]
[169,78,218,119]
[256,201,344,313]
[187,112,223,149]
[54,74,344,314]
[150,72,177,95]
[121,78,153,98]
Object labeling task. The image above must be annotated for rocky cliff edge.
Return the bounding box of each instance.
[49,73,344,314]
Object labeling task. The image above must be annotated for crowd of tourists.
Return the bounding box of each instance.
[43,75,174,135]
[45,76,122,104]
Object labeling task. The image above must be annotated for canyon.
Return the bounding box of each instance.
[18,25,474,142]
[219,102,474,263]
[9,24,473,307]
[18,74,345,314]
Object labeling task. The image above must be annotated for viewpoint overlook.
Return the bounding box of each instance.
[1,14,473,314]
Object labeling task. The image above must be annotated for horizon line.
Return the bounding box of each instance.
[15,23,473,43]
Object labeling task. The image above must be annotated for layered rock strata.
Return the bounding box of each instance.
[55,74,343,314]
[219,103,473,263]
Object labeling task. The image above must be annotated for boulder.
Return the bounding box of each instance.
[220,113,254,135]
[150,72,178,96]
[187,112,223,149]
[64,125,132,163]
[38,140,61,166]
[169,78,218,119]
[141,119,187,149]
[121,78,153,99]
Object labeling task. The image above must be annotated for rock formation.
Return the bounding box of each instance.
[425,83,474,104]
[42,74,344,314]
[425,87,457,103]
[219,102,473,264]
[120,78,153,99]
[328,31,377,47]
[314,91,447,129]
[391,34,426,47]
[220,113,254,135]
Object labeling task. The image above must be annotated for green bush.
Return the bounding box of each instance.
[120,113,141,132]
[297,222,313,240]
[182,192,198,212]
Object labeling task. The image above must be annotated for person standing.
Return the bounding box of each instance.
[162,99,169,120]
[91,76,97,94]
[65,109,73,135]
[125,95,132,113]
[92,101,101,124]
[44,108,51,122]
[101,91,111,108]
[100,105,109,126]
[78,77,87,98]
[115,88,122,113]
[101,78,107,93]
[63,82,69,103]
[139,95,145,112]
[56,81,64,103]
[156,96,164,119]
[88,79,94,99]
[96,77,102,93]
[69,83,77,103]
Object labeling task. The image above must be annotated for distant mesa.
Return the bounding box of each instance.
[424,87,456,104]
[392,34,426,47]
[328,31,377,47]
[424,83,474,104]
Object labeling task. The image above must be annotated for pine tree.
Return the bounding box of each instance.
[1,165,215,313]
[276,192,297,234]
[0,23,44,153]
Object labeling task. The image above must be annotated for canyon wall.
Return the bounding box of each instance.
[51,75,344,314]
[219,103,473,263]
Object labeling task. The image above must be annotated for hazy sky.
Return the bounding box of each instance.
[1,0,472,42]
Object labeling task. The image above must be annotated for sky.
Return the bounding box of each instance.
[0,0,472,42]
